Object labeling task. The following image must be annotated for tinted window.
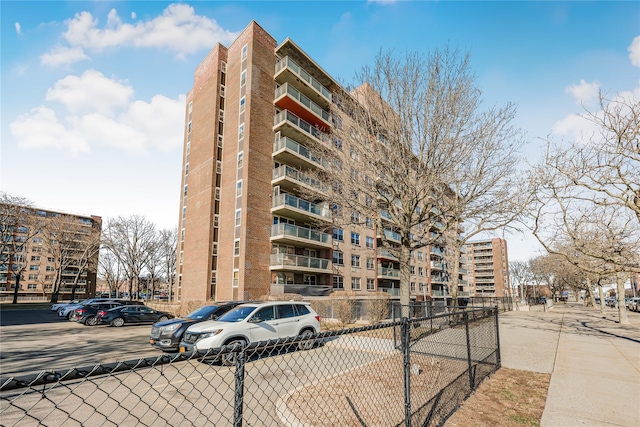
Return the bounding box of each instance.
[277,304,296,319]
[218,306,257,322]
[140,307,153,313]
[252,306,275,322]
[185,306,218,320]
[295,304,310,316]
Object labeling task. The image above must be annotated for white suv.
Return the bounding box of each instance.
[179,301,321,365]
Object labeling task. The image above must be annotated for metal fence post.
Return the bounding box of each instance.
[233,345,246,427]
[494,306,502,368]
[464,312,474,391]
[402,317,411,427]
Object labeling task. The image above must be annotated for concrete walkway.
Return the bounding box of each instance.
[499,303,640,427]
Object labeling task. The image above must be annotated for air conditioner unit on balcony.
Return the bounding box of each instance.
[220,85,226,98]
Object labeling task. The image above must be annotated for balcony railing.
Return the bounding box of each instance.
[431,275,447,284]
[432,289,447,297]
[271,223,331,246]
[274,110,331,145]
[272,165,328,193]
[272,193,332,220]
[377,266,400,278]
[270,253,332,271]
[275,56,332,101]
[430,261,445,270]
[273,135,328,169]
[381,229,401,243]
[380,287,400,297]
[275,83,331,123]
[377,249,398,261]
[430,247,445,257]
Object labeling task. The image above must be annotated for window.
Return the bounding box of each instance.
[29,265,39,271]
[236,180,242,197]
[28,274,38,280]
[418,267,424,276]
[33,237,42,243]
[333,276,344,289]
[241,44,248,61]
[365,236,374,248]
[418,252,423,261]
[238,123,245,140]
[350,212,360,224]
[351,255,360,268]
[350,232,360,246]
[28,284,37,290]
[277,304,296,319]
[419,283,427,293]
[240,70,247,87]
[332,251,344,266]
[410,266,415,275]
[333,138,343,150]
[46,266,54,271]
[366,258,374,269]
[365,196,372,207]
[237,151,244,169]
[30,256,40,261]
[240,96,246,113]
[351,277,361,290]
[411,282,416,292]
[350,148,359,161]
[235,210,241,227]
[367,278,375,291]
[332,228,344,241]
[252,306,275,322]
[234,239,240,256]
[365,217,373,228]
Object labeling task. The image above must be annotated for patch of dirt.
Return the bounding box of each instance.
[443,368,550,427]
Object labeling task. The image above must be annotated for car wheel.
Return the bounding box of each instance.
[111,317,125,327]
[158,316,168,322]
[298,329,316,351]
[221,339,246,366]
[85,316,97,326]
[66,312,73,320]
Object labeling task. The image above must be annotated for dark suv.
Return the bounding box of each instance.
[150,302,245,352]
[71,300,146,325]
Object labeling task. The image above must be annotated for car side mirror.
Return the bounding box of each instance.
[247,317,260,323]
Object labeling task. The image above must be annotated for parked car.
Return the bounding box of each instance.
[53,298,115,316]
[626,297,640,312]
[606,298,617,308]
[59,299,145,319]
[70,302,129,325]
[179,301,321,365]
[150,302,245,352]
[96,305,173,327]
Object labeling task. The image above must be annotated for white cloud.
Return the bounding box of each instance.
[11,72,185,156]
[45,69,133,115]
[60,4,238,57]
[40,45,90,67]
[131,12,137,20]
[629,35,640,68]
[565,79,600,104]
[15,22,21,35]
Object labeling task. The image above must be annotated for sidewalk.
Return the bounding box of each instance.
[499,303,640,427]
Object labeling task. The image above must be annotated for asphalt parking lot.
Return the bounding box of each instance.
[0,305,164,378]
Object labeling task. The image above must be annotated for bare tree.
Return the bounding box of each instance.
[158,228,177,300]
[142,230,165,301]
[509,260,531,301]
[305,47,524,313]
[103,215,157,300]
[0,193,40,304]
[98,247,126,297]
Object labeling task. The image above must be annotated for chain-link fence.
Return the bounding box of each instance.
[1,307,500,427]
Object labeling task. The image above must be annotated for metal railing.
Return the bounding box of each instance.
[0,308,500,427]
[275,56,332,101]
[270,223,331,246]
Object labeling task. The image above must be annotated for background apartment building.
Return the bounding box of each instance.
[462,238,511,297]
[177,21,460,303]
[0,206,101,301]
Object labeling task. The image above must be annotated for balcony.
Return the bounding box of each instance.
[275,56,332,108]
[458,267,468,275]
[274,110,331,146]
[430,247,445,257]
[430,274,447,284]
[430,261,445,270]
[379,228,401,244]
[271,193,331,222]
[377,249,399,261]
[270,223,331,249]
[275,83,331,129]
[377,266,400,279]
[272,165,328,195]
[432,289,447,297]
[273,135,327,170]
[270,253,332,273]
[380,210,393,222]
[379,287,400,297]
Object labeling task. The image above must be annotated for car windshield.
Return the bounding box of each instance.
[217,306,257,322]
[185,306,218,320]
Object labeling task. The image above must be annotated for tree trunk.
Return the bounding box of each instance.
[399,244,411,318]
[598,284,605,313]
[616,275,629,324]
[11,272,21,304]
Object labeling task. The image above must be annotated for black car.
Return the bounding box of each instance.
[96,305,173,327]
[150,302,244,352]
[71,302,127,325]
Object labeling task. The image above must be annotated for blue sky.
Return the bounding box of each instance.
[2,1,639,261]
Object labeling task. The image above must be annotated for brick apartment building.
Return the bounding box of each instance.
[462,238,511,297]
[176,21,461,303]
[0,206,101,301]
